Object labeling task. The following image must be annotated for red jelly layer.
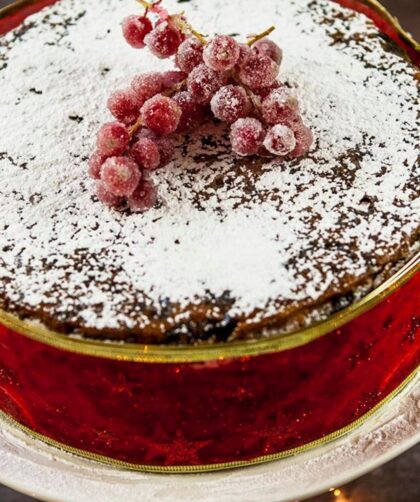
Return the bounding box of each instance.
[0,273,418,468]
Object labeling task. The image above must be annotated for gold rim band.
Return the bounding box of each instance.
[1,368,418,473]
[0,0,419,363]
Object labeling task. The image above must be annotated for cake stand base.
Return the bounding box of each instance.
[0,374,418,502]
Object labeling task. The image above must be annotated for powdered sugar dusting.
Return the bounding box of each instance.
[0,0,418,337]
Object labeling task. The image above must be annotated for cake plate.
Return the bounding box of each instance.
[0,373,419,502]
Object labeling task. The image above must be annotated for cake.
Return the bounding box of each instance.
[0,0,419,473]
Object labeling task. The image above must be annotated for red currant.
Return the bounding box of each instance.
[187,63,228,104]
[131,138,161,170]
[211,85,251,124]
[203,35,240,71]
[238,54,279,89]
[262,88,299,124]
[141,95,182,136]
[101,156,141,196]
[96,181,125,208]
[96,122,130,157]
[230,118,264,156]
[131,72,164,105]
[176,37,204,73]
[263,124,296,156]
[88,150,107,179]
[107,88,140,125]
[173,91,207,131]
[128,175,158,212]
[253,38,283,65]
[122,15,153,49]
[144,20,183,59]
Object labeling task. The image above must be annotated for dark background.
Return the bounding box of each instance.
[0,0,419,500]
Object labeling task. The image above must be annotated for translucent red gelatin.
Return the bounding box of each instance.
[0,0,419,470]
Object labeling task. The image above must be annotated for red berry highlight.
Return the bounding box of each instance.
[253,38,283,66]
[187,63,228,104]
[107,88,140,125]
[131,138,161,170]
[203,35,240,71]
[96,122,130,157]
[176,37,204,73]
[141,95,182,136]
[122,15,153,49]
[101,156,141,196]
[230,118,264,156]
[144,20,183,59]
[262,88,299,125]
[96,181,125,208]
[263,124,296,156]
[88,151,107,179]
[128,175,158,213]
[211,85,251,124]
[131,72,164,105]
[238,54,279,89]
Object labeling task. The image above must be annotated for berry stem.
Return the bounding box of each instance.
[129,116,144,138]
[247,26,276,46]
[171,14,208,45]
[136,0,154,10]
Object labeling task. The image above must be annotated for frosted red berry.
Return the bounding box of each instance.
[131,138,161,170]
[162,70,188,89]
[230,117,264,156]
[128,175,158,212]
[107,88,140,125]
[144,20,183,59]
[253,80,283,100]
[263,124,296,156]
[88,150,107,179]
[238,54,279,89]
[253,38,283,66]
[203,35,240,71]
[122,15,153,49]
[210,85,251,124]
[173,91,206,131]
[288,122,314,157]
[101,156,141,196]
[187,63,228,104]
[96,181,125,208]
[262,88,299,124]
[176,37,204,73]
[138,129,175,167]
[131,72,164,105]
[96,122,130,157]
[236,43,253,67]
[141,95,182,136]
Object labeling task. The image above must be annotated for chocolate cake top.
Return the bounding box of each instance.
[0,0,418,343]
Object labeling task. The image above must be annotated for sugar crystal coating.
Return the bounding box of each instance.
[100,156,141,196]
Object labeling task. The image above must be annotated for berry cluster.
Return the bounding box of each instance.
[89,0,313,211]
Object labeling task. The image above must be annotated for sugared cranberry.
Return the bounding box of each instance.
[131,72,164,105]
[141,95,182,136]
[96,122,130,157]
[101,156,141,196]
[122,15,153,49]
[203,35,240,71]
[263,124,296,156]
[176,37,204,73]
[96,181,125,208]
[238,54,279,89]
[107,88,140,125]
[128,175,158,212]
[88,151,107,179]
[253,38,283,66]
[262,88,299,124]
[236,43,253,67]
[288,122,314,157]
[131,138,161,170]
[144,21,183,58]
[230,117,264,156]
[187,63,228,104]
[138,128,175,167]
[173,91,207,131]
[211,85,251,124]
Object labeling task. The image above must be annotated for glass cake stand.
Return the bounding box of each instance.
[0,373,418,502]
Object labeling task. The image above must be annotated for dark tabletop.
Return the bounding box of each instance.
[0,0,419,500]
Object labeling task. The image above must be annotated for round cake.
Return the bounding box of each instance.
[0,0,418,346]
